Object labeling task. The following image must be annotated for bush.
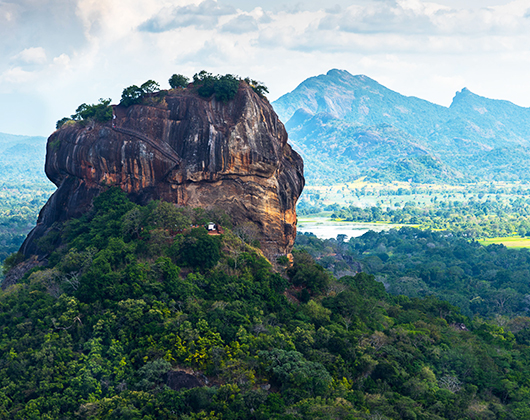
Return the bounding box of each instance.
[2,252,24,275]
[56,117,72,129]
[193,71,240,102]
[57,98,113,128]
[120,85,144,107]
[169,74,189,89]
[244,78,269,97]
[72,98,113,123]
[179,228,221,269]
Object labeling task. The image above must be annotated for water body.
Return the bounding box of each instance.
[297,217,402,240]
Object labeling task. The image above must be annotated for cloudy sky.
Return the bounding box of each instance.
[1,0,529,136]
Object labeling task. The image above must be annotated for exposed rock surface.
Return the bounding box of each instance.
[20,83,304,263]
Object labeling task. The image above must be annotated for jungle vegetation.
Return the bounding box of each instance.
[1,189,530,419]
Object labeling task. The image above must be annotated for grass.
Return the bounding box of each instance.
[478,236,530,248]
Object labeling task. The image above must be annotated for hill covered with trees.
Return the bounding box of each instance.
[2,188,530,419]
[273,69,530,184]
[0,132,55,284]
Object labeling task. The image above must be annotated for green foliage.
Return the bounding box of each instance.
[331,198,530,239]
[169,74,189,89]
[120,80,162,107]
[193,71,240,102]
[3,190,530,418]
[297,227,530,318]
[0,177,54,282]
[140,80,160,94]
[55,117,72,129]
[57,98,113,129]
[179,228,221,269]
[120,85,144,107]
[260,349,332,401]
[244,77,269,97]
[2,252,24,274]
[72,98,113,122]
[287,250,331,295]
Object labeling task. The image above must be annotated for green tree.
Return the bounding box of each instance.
[180,228,221,269]
[120,85,144,107]
[140,80,160,94]
[169,74,189,89]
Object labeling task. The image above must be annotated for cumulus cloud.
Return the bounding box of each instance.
[221,14,259,33]
[0,67,34,84]
[11,47,47,65]
[139,0,236,32]
[2,0,530,136]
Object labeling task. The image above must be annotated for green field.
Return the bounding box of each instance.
[478,236,530,248]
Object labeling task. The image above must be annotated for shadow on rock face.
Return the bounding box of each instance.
[15,82,304,281]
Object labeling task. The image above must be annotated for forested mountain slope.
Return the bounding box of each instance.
[0,132,48,183]
[0,132,54,282]
[1,188,530,419]
[273,70,530,184]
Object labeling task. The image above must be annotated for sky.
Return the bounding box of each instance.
[1,0,530,136]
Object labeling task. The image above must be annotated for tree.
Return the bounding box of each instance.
[244,78,269,97]
[169,74,189,89]
[193,71,240,102]
[57,98,113,128]
[120,85,144,107]
[56,117,72,129]
[180,228,221,269]
[212,74,240,102]
[140,80,160,94]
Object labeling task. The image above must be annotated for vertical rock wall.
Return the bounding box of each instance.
[21,83,304,261]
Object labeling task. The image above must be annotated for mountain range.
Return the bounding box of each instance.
[273,69,530,184]
[0,133,48,183]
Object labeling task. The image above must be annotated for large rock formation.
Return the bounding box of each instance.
[21,83,304,262]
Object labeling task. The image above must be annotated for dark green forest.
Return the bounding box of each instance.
[296,228,530,319]
[2,189,530,419]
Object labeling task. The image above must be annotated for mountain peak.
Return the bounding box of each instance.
[450,87,478,107]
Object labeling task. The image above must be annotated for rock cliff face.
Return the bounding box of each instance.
[21,83,304,261]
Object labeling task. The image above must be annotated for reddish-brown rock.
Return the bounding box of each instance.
[21,83,304,261]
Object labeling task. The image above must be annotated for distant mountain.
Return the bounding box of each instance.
[273,69,530,184]
[0,132,49,183]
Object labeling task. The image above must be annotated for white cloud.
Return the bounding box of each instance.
[138,0,236,32]
[0,67,34,84]
[221,14,259,33]
[2,0,530,136]
[12,47,47,65]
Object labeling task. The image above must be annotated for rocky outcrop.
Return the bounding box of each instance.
[20,83,304,262]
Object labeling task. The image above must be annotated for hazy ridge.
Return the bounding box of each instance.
[273,69,530,184]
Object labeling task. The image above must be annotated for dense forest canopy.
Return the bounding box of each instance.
[296,227,530,319]
[1,189,530,419]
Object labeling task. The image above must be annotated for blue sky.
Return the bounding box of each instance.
[0,0,529,136]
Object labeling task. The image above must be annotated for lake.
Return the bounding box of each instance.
[297,217,403,240]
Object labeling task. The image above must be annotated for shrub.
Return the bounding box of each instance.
[57,98,113,128]
[120,80,162,107]
[169,74,189,89]
[193,71,240,102]
[244,78,269,97]
[120,85,144,107]
[140,80,160,94]
[180,228,221,269]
